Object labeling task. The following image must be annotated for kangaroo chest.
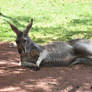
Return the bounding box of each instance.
[20,49,39,64]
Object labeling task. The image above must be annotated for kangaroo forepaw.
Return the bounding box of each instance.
[27,65,40,71]
[33,66,40,71]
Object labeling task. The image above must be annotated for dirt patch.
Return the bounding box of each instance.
[0,42,92,92]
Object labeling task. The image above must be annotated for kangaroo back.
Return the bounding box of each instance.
[68,39,92,65]
[68,39,92,56]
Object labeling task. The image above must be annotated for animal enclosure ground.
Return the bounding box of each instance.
[0,42,92,92]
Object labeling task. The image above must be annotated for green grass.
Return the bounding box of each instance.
[0,0,92,44]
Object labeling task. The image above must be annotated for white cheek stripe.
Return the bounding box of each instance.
[25,41,27,53]
[36,50,48,67]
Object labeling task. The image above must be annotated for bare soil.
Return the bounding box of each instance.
[0,42,92,92]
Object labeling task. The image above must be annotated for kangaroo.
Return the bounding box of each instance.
[68,39,92,65]
[8,19,92,70]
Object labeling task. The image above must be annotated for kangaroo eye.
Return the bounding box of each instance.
[23,39,27,43]
[16,40,19,44]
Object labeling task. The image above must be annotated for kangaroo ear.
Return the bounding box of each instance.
[8,22,21,35]
[23,19,33,35]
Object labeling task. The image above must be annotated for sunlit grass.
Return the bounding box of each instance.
[0,0,92,44]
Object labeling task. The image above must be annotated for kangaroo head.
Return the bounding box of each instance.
[8,19,35,54]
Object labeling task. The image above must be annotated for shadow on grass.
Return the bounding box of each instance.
[63,16,92,40]
[0,13,24,27]
[70,17,92,26]
[0,12,31,28]
[31,26,92,43]
[61,30,92,41]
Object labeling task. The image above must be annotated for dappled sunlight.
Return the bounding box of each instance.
[0,69,6,74]
[0,60,8,64]
[36,82,52,91]
[62,85,73,92]
[0,86,20,92]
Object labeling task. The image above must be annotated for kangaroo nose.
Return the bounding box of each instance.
[18,49,22,54]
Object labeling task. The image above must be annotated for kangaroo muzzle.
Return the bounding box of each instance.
[18,49,22,54]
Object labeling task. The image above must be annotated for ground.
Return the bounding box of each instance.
[0,42,92,92]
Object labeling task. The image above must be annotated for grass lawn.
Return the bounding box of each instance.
[0,0,92,44]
